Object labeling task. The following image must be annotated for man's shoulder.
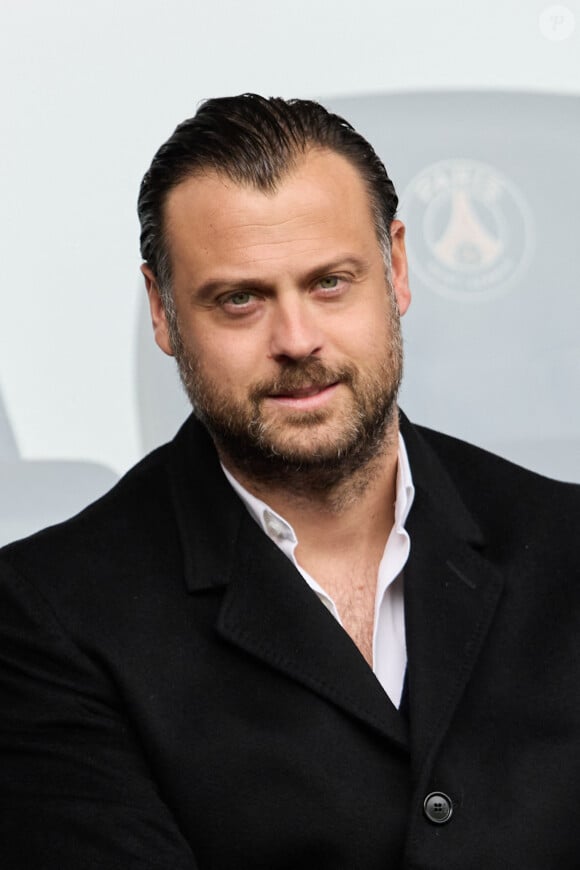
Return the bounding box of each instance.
[0,438,177,585]
[402,414,580,540]
[0,416,235,654]
[413,420,578,492]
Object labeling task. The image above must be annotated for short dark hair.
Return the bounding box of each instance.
[138,93,399,303]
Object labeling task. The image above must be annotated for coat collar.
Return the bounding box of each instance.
[168,416,243,592]
[167,413,504,755]
[398,411,484,546]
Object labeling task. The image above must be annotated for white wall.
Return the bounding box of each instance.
[1,0,579,474]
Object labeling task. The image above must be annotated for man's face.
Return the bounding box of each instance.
[144,149,411,484]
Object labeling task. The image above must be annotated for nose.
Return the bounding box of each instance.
[268,296,323,363]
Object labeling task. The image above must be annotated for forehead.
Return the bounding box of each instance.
[163,149,380,279]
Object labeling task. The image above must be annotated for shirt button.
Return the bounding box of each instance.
[423,792,453,824]
[263,512,289,541]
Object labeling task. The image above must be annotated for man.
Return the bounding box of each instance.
[0,95,579,869]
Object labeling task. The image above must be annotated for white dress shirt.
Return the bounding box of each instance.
[221,433,415,708]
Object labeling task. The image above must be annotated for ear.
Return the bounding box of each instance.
[141,264,175,357]
[389,220,411,316]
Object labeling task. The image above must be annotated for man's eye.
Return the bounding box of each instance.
[318,276,339,290]
[219,291,260,316]
[227,292,253,306]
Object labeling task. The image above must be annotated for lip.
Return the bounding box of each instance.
[264,382,340,410]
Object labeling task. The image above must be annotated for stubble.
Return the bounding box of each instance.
[167,287,403,502]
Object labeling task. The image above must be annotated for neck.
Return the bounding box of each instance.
[220,423,400,554]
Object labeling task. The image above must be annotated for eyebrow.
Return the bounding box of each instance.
[190,256,371,301]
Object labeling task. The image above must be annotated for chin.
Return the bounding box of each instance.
[260,427,361,465]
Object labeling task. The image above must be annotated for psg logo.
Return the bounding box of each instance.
[401,159,534,302]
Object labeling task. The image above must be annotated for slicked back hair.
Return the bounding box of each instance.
[138,93,399,311]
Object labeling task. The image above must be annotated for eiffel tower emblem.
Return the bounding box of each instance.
[432,188,503,270]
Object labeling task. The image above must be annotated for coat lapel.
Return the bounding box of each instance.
[169,416,408,749]
[216,509,408,747]
[400,416,505,772]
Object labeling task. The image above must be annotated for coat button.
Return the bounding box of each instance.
[423,792,453,824]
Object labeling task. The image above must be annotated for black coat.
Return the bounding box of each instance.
[1,413,579,869]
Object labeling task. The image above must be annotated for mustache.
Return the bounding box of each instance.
[249,359,355,400]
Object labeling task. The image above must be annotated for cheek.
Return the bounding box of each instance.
[340,308,392,360]
[193,332,264,392]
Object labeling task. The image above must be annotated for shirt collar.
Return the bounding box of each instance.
[394,431,415,531]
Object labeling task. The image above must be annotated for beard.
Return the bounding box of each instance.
[168,292,404,494]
